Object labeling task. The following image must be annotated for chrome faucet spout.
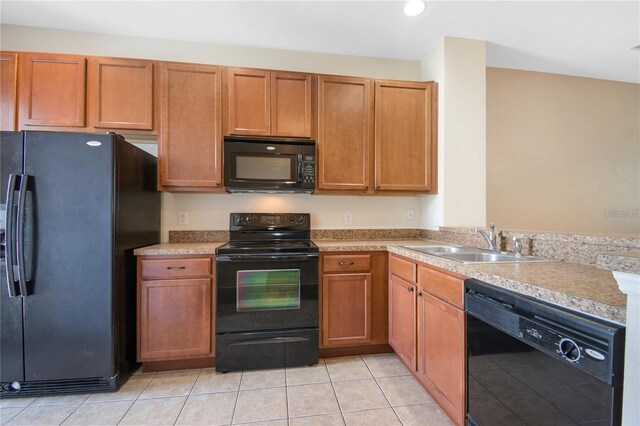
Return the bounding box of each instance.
[474,223,496,250]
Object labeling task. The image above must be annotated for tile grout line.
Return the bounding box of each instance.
[117,368,156,425]
[229,369,244,425]
[326,358,348,426]
[172,368,204,425]
[1,405,26,424]
[284,364,290,425]
[361,354,405,426]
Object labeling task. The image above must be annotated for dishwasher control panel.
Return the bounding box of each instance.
[518,317,610,382]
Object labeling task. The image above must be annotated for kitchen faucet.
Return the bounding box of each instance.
[474,223,496,250]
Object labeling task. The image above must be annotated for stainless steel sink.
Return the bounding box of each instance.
[404,245,477,254]
[402,245,554,263]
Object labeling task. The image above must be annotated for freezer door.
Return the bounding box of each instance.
[22,132,116,381]
[0,131,25,383]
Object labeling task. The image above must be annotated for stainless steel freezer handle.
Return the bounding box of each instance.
[16,175,29,297]
[4,174,18,297]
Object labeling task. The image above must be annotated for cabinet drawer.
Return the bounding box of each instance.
[389,255,416,283]
[141,258,211,278]
[418,265,463,308]
[323,254,371,272]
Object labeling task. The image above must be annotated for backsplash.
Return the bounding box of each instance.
[426,227,640,266]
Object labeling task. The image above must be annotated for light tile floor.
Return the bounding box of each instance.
[0,354,453,426]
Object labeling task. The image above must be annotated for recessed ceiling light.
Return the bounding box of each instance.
[404,0,426,17]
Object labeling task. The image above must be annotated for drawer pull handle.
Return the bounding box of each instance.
[338,261,355,265]
[166,266,187,270]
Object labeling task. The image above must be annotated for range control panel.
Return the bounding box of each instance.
[231,213,309,229]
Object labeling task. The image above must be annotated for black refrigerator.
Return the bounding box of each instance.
[1,131,160,397]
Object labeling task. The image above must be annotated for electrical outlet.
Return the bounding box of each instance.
[178,211,189,226]
[433,212,442,228]
[344,213,353,225]
[407,208,415,221]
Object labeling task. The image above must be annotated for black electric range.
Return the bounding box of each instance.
[215,213,319,372]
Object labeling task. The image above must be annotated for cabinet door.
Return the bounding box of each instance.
[388,274,416,371]
[159,62,222,189]
[90,57,154,130]
[19,53,86,128]
[374,80,436,192]
[417,292,465,425]
[227,68,270,136]
[139,278,212,361]
[317,75,372,191]
[322,273,371,347]
[271,72,312,137]
[1,53,18,131]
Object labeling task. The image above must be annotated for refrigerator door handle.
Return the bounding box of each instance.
[16,174,30,297]
[4,174,19,297]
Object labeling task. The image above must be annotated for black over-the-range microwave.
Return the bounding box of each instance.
[223,136,316,193]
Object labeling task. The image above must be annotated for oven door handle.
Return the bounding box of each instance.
[216,254,318,262]
[229,336,310,346]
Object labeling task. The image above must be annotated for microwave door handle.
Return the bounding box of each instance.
[297,155,303,183]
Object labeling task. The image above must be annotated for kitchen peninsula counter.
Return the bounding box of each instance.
[317,239,627,324]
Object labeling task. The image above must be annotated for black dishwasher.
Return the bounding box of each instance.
[465,279,625,426]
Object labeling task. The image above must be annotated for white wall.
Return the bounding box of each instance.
[164,193,422,235]
[0,24,421,80]
[0,24,425,241]
[420,37,487,229]
[420,39,445,230]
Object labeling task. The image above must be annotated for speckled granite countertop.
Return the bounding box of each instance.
[314,239,436,251]
[596,250,640,275]
[134,239,626,323]
[134,242,226,255]
[388,246,625,324]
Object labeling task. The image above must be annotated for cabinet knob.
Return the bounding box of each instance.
[407,287,414,292]
[338,261,355,265]
[417,291,422,297]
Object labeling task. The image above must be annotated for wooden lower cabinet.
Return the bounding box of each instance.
[388,254,466,426]
[137,255,215,366]
[320,252,389,354]
[388,273,417,371]
[417,291,466,425]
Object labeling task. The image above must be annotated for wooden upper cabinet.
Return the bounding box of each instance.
[374,80,437,193]
[89,57,154,130]
[226,67,312,138]
[0,52,18,131]
[227,68,270,136]
[271,72,312,137]
[159,62,222,190]
[317,75,372,191]
[19,53,87,128]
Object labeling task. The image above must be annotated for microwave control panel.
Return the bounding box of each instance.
[302,155,315,184]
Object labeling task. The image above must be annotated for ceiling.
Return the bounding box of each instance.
[1,1,638,83]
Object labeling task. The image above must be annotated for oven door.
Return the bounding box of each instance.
[216,253,319,335]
